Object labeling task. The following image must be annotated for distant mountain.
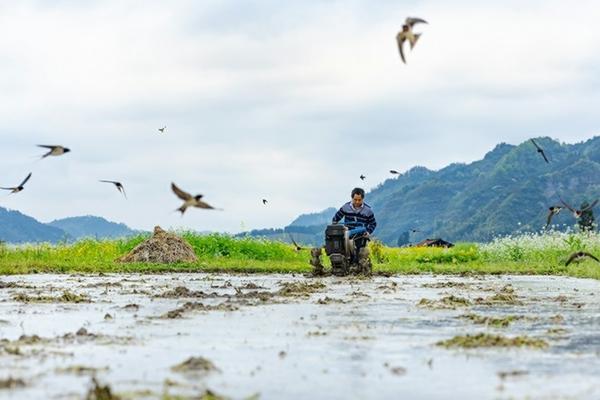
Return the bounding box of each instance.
[48,216,140,240]
[288,208,336,227]
[245,137,600,245]
[0,208,141,244]
[0,207,67,244]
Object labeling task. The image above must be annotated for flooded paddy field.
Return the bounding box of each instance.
[1,273,599,399]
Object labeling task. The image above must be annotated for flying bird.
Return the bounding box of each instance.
[360,175,366,181]
[545,206,563,229]
[99,180,127,199]
[390,170,400,175]
[37,145,70,159]
[288,233,303,252]
[565,251,600,266]
[560,198,598,219]
[262,199,268,205]
[158,126,166,134]
[396,17,428,64]
[1,173,32,194]
[171,182,219,215]
[530,139,549,163]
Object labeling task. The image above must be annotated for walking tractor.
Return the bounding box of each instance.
[310,223,372,276]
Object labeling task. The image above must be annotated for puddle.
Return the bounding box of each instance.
[0,273,599,399]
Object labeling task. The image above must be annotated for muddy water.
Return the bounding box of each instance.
[0,273,599,399]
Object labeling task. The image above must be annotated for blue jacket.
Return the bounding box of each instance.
[332,202,377,234]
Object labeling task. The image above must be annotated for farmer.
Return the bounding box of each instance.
[332,187,377,262]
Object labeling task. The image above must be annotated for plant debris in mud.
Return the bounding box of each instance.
[56,365,109,376]
[474,293,522,306]
[460,314,525,328]
[171,357,220,374]
[160,302,239,319]
[547,327,569,336]
[417,295,472,309]
[317,296,347,304]
[12,290,91,303]
[156,286,216,299]
[86,378,120,400]
[421,281,471,289]
[0,377,25,389]
[277,281,326,297]
[436,333,548,349]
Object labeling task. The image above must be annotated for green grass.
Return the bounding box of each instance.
[0,231,599,279]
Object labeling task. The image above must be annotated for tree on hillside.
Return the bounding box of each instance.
[397,231,410,247]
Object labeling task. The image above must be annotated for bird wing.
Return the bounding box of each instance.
[99,180,119,184]
[541,150,549,163]
[405,17,428,27]
[530,139,541,151]
[171,183,193,201]
[565,253,578,266]
[288,233,301,249]
[582,199,599,211]
[545,209,555,228]
[37,145,58,149]
[19,173,32,187]
[581,252,600,263]
[196,200,216,209]
[560,198,576,212]
[0,187,14,190]
[396,33,407,63]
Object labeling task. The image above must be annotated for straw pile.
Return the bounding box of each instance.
[117,226,198,263]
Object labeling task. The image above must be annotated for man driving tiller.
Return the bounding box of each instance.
[310,187,377,276]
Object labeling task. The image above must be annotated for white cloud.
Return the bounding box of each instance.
[1,0,599,232]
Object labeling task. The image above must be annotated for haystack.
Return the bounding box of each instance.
[117,226,198,263]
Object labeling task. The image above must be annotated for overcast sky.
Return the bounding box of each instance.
[1,0,599,233]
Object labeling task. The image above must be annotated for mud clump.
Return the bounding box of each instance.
[171,357,219,374]
[277,281,326,297]
[474,293,522,306]
[56,365,109,376]
[161,302,239,319]
[0,377,25,389]
[317,296,347,304]
[417,295,472,309]
[436,333,548,349]
[421,281,471,289]
[460,314,524,328]
[117,226,198,264]
[12,290,90,303]
[85,378,121,400]
[156,286,216,299]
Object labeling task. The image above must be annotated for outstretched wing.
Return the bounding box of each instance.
[530,139,542,151]
[565,253,578,266]
[582,199,599,211]
[19,172,32,187]
[582,252,600,263]
[396,33,407,64]
[99,180,119,185]
[171,182,192,201]
[560,198,576,212]
[37,145,58,150]
[545,209,554,229]
[405,17,428,27]
[196,200,216,210]
[288,233,301,250]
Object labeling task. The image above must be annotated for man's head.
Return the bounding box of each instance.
[351,187,365,208]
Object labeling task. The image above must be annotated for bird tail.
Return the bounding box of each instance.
[175,206,186,215]
[410,34,421,50]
